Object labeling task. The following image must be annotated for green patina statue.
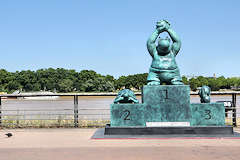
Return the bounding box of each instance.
[199,85,211,103]
[114,89,139,104]
[147,20,183,85]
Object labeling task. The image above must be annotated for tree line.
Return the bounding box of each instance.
[0,68,240,93]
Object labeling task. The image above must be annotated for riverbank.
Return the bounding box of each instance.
[1,90,240,97]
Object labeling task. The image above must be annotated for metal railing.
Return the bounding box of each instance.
[0,93,114,128]
[0,91,239,128]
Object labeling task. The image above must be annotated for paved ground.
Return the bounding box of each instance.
[1,128,240,160]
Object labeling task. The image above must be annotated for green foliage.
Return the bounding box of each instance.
[182,76,188,85]
[82,77,115,92]
[58,79,74,92]
[0,68,239,93]
[114,73,148,90]
[183,76,240,91]
[189,78,200,91]
[0,68,116,93]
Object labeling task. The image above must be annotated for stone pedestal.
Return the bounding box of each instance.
[142,85,191,123]
[190,103,225,126]
[108,85,231,135]
[111,104,145,127]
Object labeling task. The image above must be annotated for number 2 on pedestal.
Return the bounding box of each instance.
[121,110,130,120]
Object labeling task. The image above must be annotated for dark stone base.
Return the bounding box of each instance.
[92,128,240,139]
[104,124,233,135]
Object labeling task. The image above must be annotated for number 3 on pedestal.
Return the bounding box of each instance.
[204,109,212,120]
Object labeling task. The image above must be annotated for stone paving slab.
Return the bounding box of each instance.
[0,128,240,160]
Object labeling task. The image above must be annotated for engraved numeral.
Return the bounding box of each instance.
[204,109,212,120]
[159,89,169,102]
[121,110,130,120]
[164,89,169,99]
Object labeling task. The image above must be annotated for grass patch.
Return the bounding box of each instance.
[0,117,239,128]
[0,116,109,128]
[225,118,240,126]
[79,120,110,128]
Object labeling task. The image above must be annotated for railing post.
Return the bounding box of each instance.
[74,95,79,128]
[0,96,2,126]
[232,93,237,127]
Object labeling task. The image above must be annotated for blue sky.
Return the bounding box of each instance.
[0,0,240,78]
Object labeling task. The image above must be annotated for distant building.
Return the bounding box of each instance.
[231,86,240,90]
[213,73,216,79]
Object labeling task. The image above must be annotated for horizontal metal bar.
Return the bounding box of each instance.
[1,91,240,97]
[78,108,110,110]
[225,111,240,113]
[0,123,75,126]
[1,108,238,112]
[78,114,110,115]
[1,118,74,120]
[0,108,111,111]
[0,109,109,112]
[0,93,120,97]
[4,113,238,116]
[1,112,240,115]
[224,107,240,109]
[1,112,239,115]
[1,118,110,121]
[0,109,73,111]
[2,114,74,116]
